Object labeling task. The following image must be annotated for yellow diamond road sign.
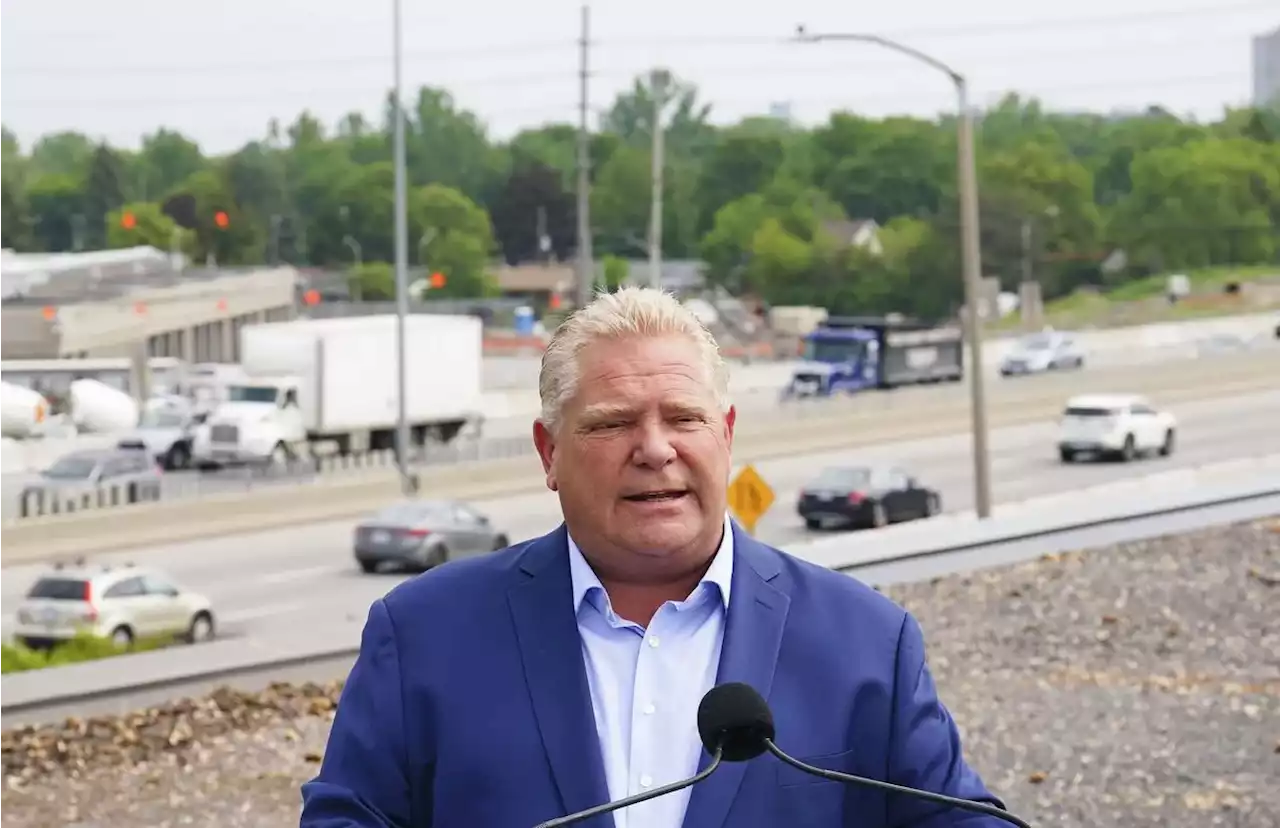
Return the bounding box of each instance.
[727,463,775,535]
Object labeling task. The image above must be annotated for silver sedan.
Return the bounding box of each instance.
[353,499,511,574]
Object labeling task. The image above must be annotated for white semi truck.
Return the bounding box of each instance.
[190,315,486,467]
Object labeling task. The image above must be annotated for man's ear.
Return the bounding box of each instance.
[532,419,559,492]
[724,404,737,450]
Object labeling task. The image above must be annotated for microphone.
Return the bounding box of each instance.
[532,685,770,828]
[699,683,1035,828]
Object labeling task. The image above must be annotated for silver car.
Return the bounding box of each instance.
[19,448,164,517]
[353,499,511,574]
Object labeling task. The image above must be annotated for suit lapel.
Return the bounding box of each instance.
[508,526,614,827]
[681,523,790,828]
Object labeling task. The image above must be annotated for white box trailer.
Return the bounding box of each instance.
[240,315,483,435]
[193,315,485,465]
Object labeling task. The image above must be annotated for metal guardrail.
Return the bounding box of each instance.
[10,434,536,520]
[3,468,1277,728]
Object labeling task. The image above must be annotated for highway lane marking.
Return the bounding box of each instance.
[219,602,307,626]
[256,564,346,586]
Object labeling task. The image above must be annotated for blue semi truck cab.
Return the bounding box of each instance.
[784,316,965,398]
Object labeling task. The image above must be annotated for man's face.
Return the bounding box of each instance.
[533,334,736,580]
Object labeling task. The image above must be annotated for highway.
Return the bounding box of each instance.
[7,338,1278,519]
[3,389,1276,655]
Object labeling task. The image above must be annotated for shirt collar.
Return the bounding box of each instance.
[568,514,735,613]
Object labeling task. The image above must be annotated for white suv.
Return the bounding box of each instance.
[1057,394,1177,463]
[12,563,216,650]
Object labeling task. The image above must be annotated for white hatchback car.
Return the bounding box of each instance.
[12,563,216,650]
[1057,394,1177,463]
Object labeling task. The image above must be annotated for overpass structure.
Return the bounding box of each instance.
[1,246,299,362]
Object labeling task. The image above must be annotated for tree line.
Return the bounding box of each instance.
[2,71,1279,319]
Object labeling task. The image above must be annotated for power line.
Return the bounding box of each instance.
[3,72,1247,136]
[4,1,1269,77]
[3,40,580,77]
[595,0,1277,47]
[5,27,1257,88]
[3,44,1252,112]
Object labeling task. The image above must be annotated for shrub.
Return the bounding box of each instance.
[1,632,178,675]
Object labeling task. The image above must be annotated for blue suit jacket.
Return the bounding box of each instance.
[301,523,1007,828]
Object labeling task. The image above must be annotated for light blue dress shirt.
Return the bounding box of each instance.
[567,515,735,828]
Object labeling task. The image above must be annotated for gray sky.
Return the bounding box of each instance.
[1,0,1274,154]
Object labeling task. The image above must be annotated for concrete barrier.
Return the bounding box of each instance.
[2,351,1275,563]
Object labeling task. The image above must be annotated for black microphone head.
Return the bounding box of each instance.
[697,682,775,762]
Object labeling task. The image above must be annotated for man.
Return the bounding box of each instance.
[301,287,1007,828]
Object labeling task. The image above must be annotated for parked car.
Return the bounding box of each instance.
[999,331,1085,377]
[11,562,216,650]
[354,498,510,574]
[797,465,942,531]
[1057,393,1177,463]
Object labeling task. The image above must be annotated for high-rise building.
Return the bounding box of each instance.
[1253,26,1280,107]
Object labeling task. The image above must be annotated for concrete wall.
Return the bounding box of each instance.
[0,307,61,359]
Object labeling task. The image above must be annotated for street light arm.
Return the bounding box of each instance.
[793,27,963,86]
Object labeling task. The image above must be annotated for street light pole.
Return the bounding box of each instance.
[574,5,595,309]
[392,0,414,494]
[648,69,667,290]
[793,26,992,518]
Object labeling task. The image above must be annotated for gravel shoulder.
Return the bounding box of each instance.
[4,518,1278,827]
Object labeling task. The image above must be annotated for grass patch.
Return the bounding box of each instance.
[1,632,179,675]
[988,265,1280,333]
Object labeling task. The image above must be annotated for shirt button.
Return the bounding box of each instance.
[639,774,653,788]
[643,703,656,715]
[647,636,660,648]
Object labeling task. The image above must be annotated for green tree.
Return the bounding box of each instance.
[27,132,94,179]
[82,144,129,249]
[1109,138,1280,271]
[411,183,498,298]
[107,202,193,252]
[136,129,206,200]
[26,174,87,251]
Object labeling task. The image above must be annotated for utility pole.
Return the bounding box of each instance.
[647,69,667,290]
[574,5,595,309]
[391,0,414,494]
[1020,218,1033,284]
[956,81,992,519]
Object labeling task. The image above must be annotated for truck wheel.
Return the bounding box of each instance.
[269,442,290,468]
[164,443,191,470]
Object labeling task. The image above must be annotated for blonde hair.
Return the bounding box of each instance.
[537,286,730,431]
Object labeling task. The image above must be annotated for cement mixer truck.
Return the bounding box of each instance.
[0,381,51,439]
[67,379,140,433]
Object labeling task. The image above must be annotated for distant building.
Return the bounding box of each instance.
[820,219,884,257]
[766,101,793,124]
[1253,26,1280,107]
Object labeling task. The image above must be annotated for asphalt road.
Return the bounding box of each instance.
[3,389,1276,652]
[5,335,1275,513]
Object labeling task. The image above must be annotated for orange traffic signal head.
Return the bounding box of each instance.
[120,212,137,230]
[429,272,446,289]
[214,211,229,229]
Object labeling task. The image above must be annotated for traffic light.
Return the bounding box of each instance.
[120,211,137,230]
[429,272,446,289]
[214,211,229,229]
